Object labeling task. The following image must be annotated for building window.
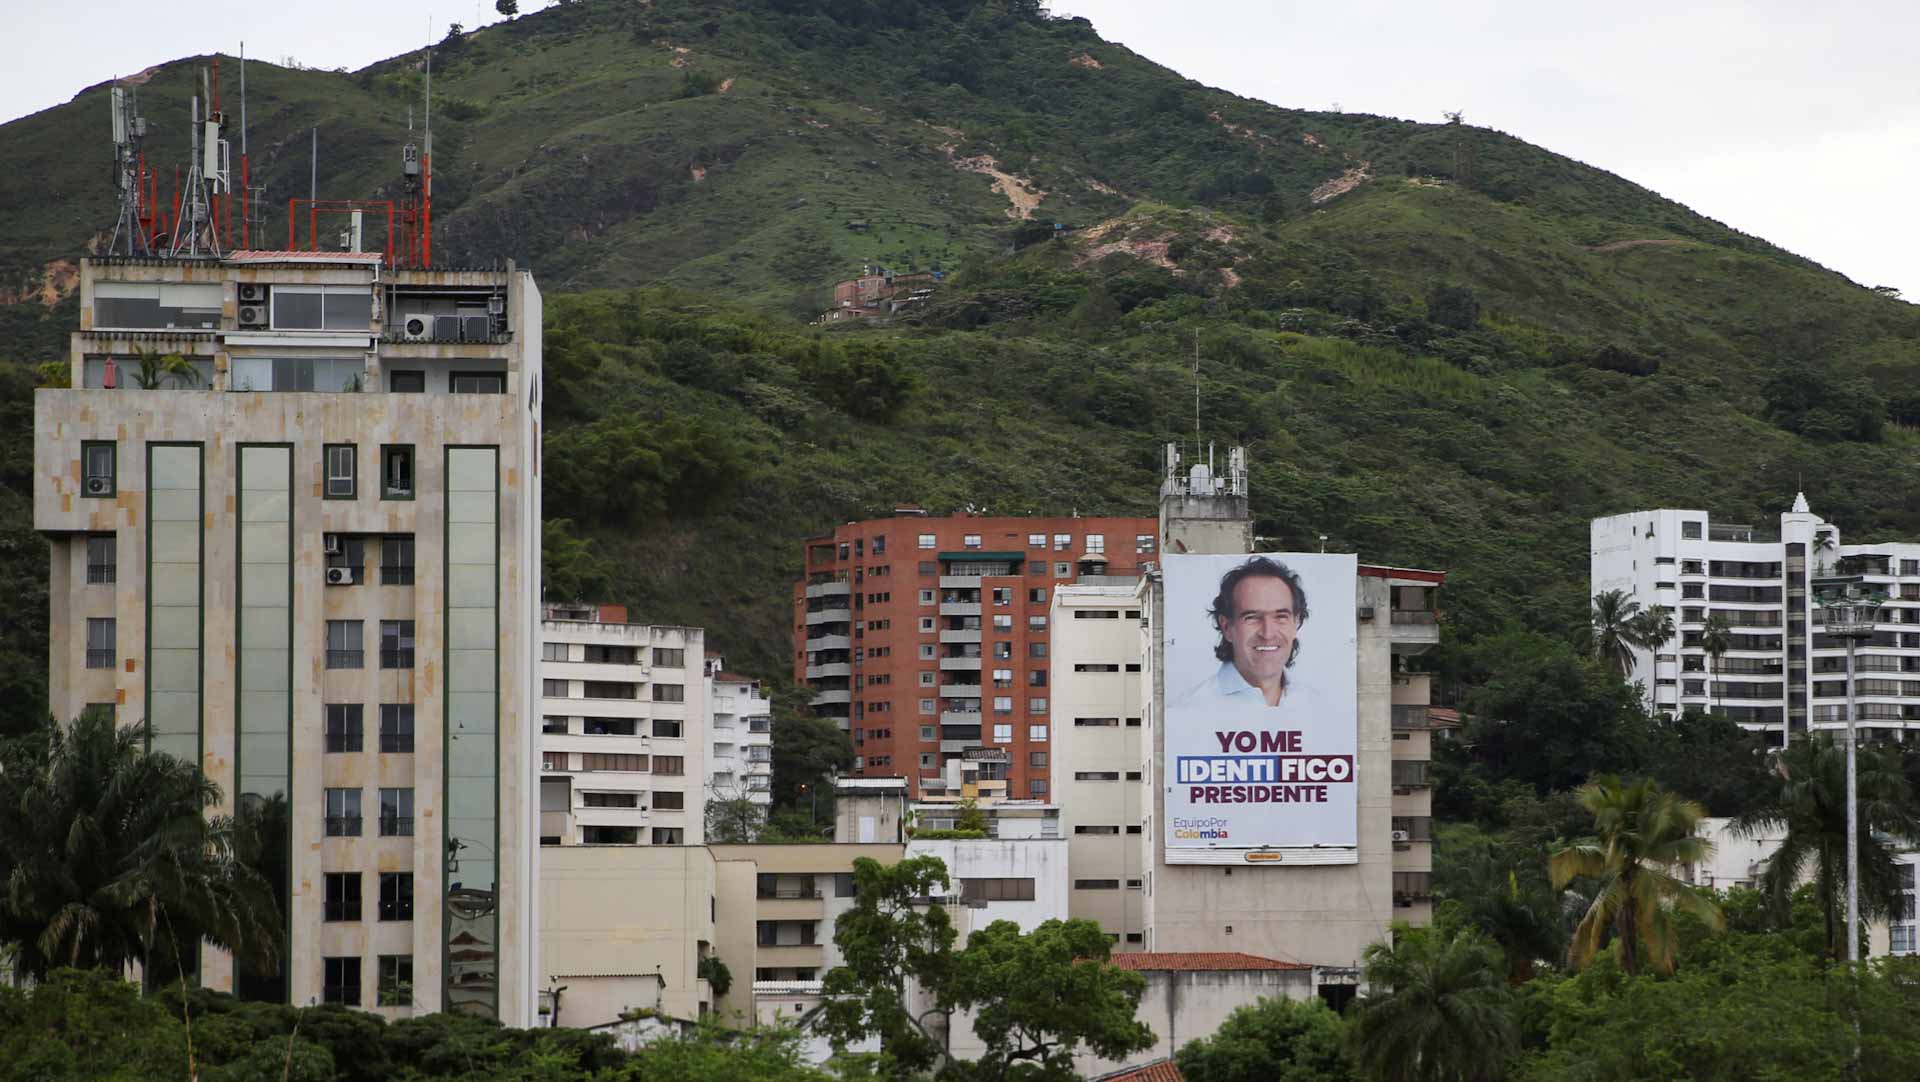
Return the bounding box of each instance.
[1074,879,1120,890]
[380,704,415,753]
[993,614,1013,631]
[1076,825,1120,835]
[652,828,685,845]
[272,285,372,331]
[1030,779,1048,796]
[543,642,566,662]
[324,788,363,835]
[81,442,116,497]
[653,718,683,738]
[919,589,936,605]
[1076,771,1120,781]
[919,617,935,633]
[1030,725,1048,741]
[381,535,415,585]
[1030,751,1048,767]
[1028,533,1046,547]
[919,533,936,549]
[1028,697,1048,713]
[653,683,685,703]
[654,755,685,776]
[85,618,116,669]
[581,753,649,772]
[379,788,414,836]
[1028,670,1047,687]
[324,535,365,585]
[988,723,1009,742]
[326,620,363,668]
[378,954,413,1007]
[1029,616,1048,630]
[451,372,506,394]
[86,534,116,584]
[379,872,414,921]
[323,444,357,499]
[653,791,685,811]
[582,792,639,808]
[1086,534,1105,554]
[379,620,415,668]
[322,956,361,1006]
[388,369,425,393]
[1682,520,1703,539]
[380,446,414,499]
[1136,534,1155,554]
[1028,587,1046,604]
[1054,562,1070,578]
[583,826,639,844]
[323,872,362,921]
[1028,642,1047,659]
[1053,533,1071,550]
[963,534,982,549]
[920,671,936,687]
[653,647,686,667]
[919,699,935,715]
[324,704,363,753]
[960,878,1037,902]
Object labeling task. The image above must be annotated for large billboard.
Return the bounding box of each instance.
[1162,553,1358,861]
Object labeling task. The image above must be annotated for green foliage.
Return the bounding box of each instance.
[0,713,282,982]
[954,796,987,834]
[820,855,957,1076]
[1762,362,1887,442]
[1423,283,1480,331]
[912,829,987,840]
[542,518,615,603]
[1350,923,1516,1082]
[698,953,733,998]
[679,69,722,98]
[1176,996,1355,1082]
[944,918,1155,1079]
[544,414,746,527]
[1550,776,1724,976]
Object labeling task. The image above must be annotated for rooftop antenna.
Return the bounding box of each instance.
[166,65,227,258]
[106,79,153,256]
[1193,328,1202,461]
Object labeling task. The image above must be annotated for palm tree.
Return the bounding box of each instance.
[1349,923,1517,1082]
[0,711,281,982]
[129,346,202,390]
[1732,733,1920,960]
[1590,589,1646,678]
[1813,529,1838,576]
[1442,839,1566,984]
[1549,775,1723,976]
[1700,614,1733,712]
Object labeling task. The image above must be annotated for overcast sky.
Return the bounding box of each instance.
[8,0,1916,298]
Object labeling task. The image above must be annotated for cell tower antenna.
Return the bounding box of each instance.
[239,42,265,248]
[166,66,227,258]
[106,79,153,256]
[1193,328,1202,458]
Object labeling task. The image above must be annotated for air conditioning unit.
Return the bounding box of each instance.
[1391,830,1411,843]
[84,477,111,496]
[237,304,267,328]
[432,315,463,341]
[322,533,342,555]
[238,283,268,303]
[399,313,434,341]
[458,313,491,342]
[325,566,355,586]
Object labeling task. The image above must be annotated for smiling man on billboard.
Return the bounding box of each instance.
[1178,555,1310,709]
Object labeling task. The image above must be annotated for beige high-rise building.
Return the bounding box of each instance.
[35,253,542,1024]
[1136,446,1442,989]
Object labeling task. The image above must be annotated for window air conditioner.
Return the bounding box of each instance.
[1391,829,1411,843]
[325,566,355,586]
[400,313,435,341]
[238,283,268,304]
[84,477,111,496]
[237,304,267,328]
[323,533,342,555]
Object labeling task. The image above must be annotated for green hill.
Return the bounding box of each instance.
[2,0,1919,714]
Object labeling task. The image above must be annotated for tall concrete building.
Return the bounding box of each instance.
[1138,447,1443,985]
[36,253,541,1023]
[1593,495,1920,745]
[793,511,1156,798]
[537,604,775,847]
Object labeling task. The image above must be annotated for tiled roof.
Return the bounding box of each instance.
[1107,951,1311,972]
[712,671,756,684]
[1428,707,1463,727]
[1096,1059,1185,1082]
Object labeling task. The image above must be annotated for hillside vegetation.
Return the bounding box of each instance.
[1,0,1918,705]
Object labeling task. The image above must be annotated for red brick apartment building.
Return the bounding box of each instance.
[794,511,1158,798]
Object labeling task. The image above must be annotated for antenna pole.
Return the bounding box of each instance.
[423,31,433,267]
[310,127,318,204]
[1193,329,1202,456]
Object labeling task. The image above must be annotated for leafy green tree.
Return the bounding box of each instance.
[495,0,518,15]
[954,796,987,835]
[542,518,614,604]
[616,1025,835,1081]
[1452,629,1649,795]
[1175,995,1355,1082]
[1761,363,1886,442]
[943,918,1154,1079]
[771,710,852,817]
[129,346,202,390]
[1424,283,1481,331]
[1732,733,1920,959]
[1349,923,1516,1082]
[1433,825,1563,983]
[1549,776,1723,975]
[0,713,282,981]
[705,791,766,844]
[819,856,958,1076]
[698,953,733,998]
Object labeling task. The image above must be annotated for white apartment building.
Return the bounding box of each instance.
[1049,577,1150,949]
[36,253,542,1023]
[706,657,774,811]
[539,604,706,847]
[1593,494,1920,745]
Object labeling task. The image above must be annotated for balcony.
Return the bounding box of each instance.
[805,662,853,680]
[806,634,851,652]
[941,709,982,724]
[754,943,825,968]
[939,602,982,617]
[942,739,982,754]
[1390,761,1432,792]
[940,656,983,671]
[809,688,852,706]
[805,607,852,626]
[747,716,773,733]
[805,580,851,600]
[1388,610,1440,652]
[1390,704,1435,730]
[941,684,983,699]
[756,895,826,919]
[939,628,983,645]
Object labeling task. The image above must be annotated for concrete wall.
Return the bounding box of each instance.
[1072,968,1315,1078]
[904,837,1069,933]
[540,846,715,1028]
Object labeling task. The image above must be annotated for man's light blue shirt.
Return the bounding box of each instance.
[1175,660,1289,710]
